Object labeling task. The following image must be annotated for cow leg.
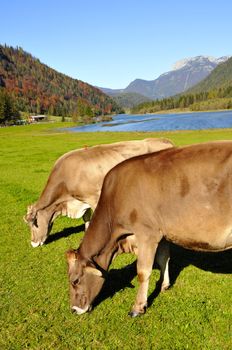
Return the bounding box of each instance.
[129,242,158,317]
[155,240,170,291]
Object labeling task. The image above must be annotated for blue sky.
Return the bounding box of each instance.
[1,0,231,88]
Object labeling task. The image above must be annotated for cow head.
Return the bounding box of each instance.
[66,249,105,314]
[24,205,54,247]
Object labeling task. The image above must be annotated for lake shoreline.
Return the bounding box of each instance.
[130,107,232,116]
[67,110,232,133]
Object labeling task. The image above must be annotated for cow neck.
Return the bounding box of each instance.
[79,221,115,272]
[93,241,117,273]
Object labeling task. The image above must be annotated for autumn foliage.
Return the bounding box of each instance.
[0,45,122,121]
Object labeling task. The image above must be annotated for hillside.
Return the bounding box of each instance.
[99,87,124,96]
[111,92,151,109]
[186,56,232,93]
[0,45,122,120]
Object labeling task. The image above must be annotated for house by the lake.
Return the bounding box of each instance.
[28,115,47,123]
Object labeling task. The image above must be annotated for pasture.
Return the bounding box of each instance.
[0,123,231,349]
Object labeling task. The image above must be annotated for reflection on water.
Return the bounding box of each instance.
[67,110,232,132]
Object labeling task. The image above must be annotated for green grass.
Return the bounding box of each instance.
[0,123,232,349]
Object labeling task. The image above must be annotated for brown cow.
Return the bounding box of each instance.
[24,138,174,247]
[66,141,232,316]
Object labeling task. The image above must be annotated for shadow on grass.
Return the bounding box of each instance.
[45,224,85,244]
[93,261,137,309]
[148,244,232,308]
[93,244,232,311]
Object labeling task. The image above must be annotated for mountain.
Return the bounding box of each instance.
[186,56,232,93]
[112,92,151,109]
[99,87,124,96]
[99,86,151,109]
[99,56,230,103]
[131,56,232,114]
[0,45,122,119]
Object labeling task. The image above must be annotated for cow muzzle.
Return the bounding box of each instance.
[71,305,91,315]
[31,241,44,248]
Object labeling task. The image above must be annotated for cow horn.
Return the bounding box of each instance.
[84,266,103,277]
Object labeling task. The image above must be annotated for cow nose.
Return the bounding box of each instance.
[71,305,90,315]
[31,241,44,248]
[31,241,40,248]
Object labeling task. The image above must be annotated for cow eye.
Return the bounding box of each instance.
[33,218,38,228]
[72,278,80,287]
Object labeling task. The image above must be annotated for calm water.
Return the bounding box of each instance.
[67,110,232,132]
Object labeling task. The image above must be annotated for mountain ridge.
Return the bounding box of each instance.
[186,56,232,93]
[99,56,230,102]
[0,44,122,119]
[131,56,232,114]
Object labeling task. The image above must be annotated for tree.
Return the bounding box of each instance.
[0,89,20,123]
[0,91,4,120]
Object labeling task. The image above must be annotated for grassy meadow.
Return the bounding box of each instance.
[0,122,232,349]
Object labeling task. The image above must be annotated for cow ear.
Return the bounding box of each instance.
[84,266,103,277]
[66,250,79,278]
[66,250,78,263]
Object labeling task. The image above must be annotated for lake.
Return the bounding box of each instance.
[67,110,232,132]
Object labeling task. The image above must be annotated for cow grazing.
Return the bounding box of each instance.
[66,141,232,317]
[24,138,174,247]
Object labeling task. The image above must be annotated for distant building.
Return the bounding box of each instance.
[28,115,47,123]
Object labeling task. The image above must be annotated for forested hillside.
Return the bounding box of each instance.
[0,45,122,122]
[187,57,232,93]
[112,92,151,109]
[132,57,232,114]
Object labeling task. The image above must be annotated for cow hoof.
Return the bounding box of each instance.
[161,283,170,292]
[128,307,146,317]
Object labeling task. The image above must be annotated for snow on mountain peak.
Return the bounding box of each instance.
[172,55,230,71]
